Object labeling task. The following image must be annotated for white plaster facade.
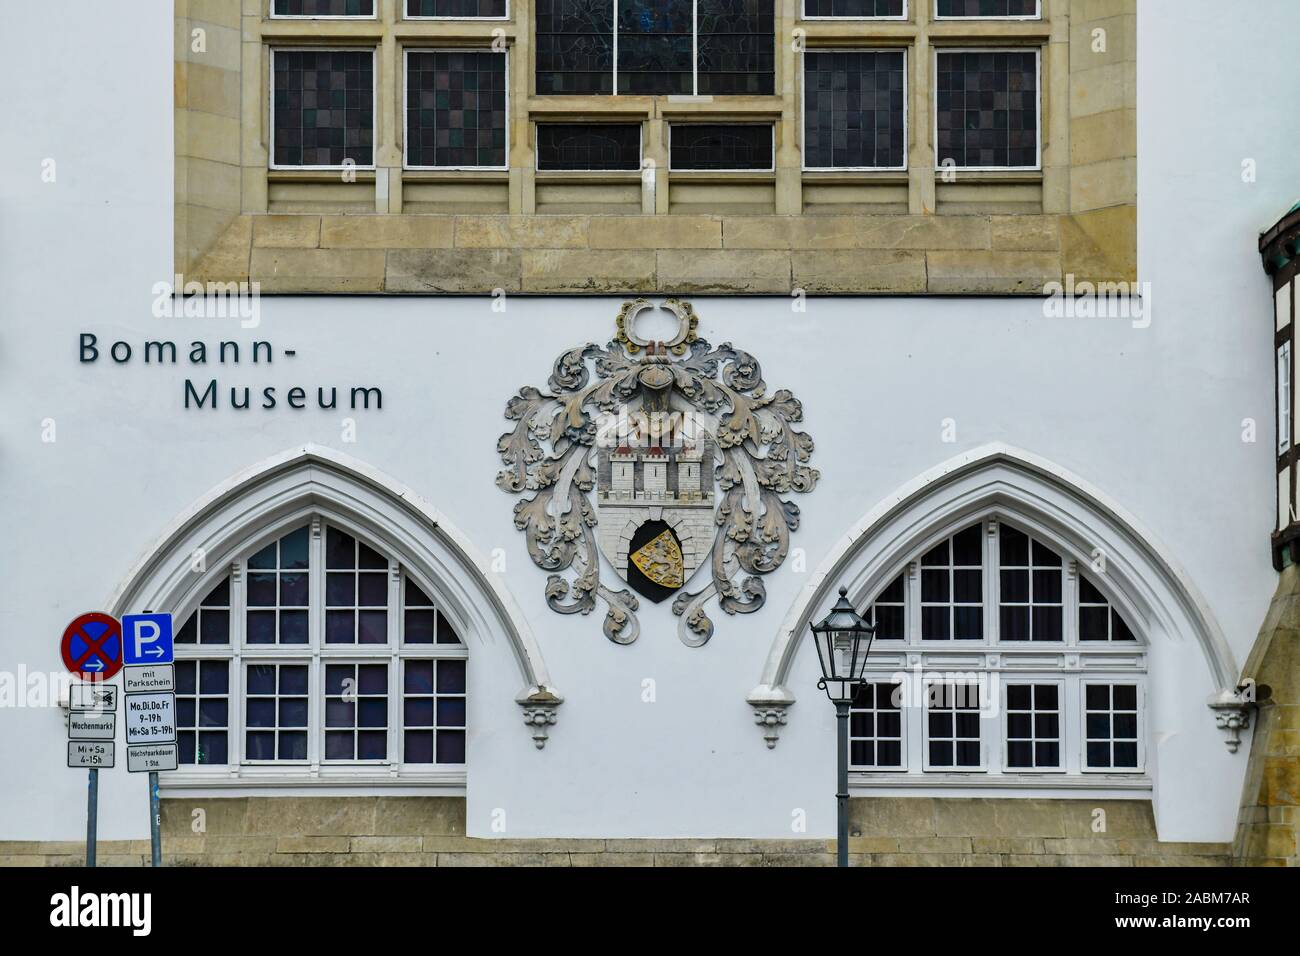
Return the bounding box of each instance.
[0,1,1297,846]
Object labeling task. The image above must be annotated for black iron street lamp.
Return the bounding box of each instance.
[810,585,877,868]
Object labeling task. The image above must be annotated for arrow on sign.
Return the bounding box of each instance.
[84,659,103,672]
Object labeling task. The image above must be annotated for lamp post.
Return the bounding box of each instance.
[809,585,877,868]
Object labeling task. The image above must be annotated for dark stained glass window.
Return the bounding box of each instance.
[936,0,1038,17]
[617,0,694,95]
[272,50,374,168]
[406,51,508,168]
[803,50,905,169]
[274,0,374,15]
[935,50,1038,169]
[536,0,615,95]
[697,0,775,95]
[537,123,642,170]
[537,0,777,97]
[670,124,772,170]
[406,0,506,16]
[804,0,904,16]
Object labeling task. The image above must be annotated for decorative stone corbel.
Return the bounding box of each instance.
[747,685,795,748]
[517,686,563,749]
[1208,688,1254,754]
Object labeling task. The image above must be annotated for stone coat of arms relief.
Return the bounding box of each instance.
[496,299,819,646]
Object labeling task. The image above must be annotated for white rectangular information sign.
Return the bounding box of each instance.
[127,742,179,773]
[123,664,174,694]
[124,692,176,745]
[68,740,115,768]
[70,683,117,713]
[68,712,116,740]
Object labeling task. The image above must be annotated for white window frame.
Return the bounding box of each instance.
[175,659,232,767]
[403,47,510,172]
[1080,679,1145,774]
[534,121,645,173]
[922,679,987,772]
[320,659,392,765]
[1278,340,1292,454]
[932,46,1042,172]
[863,517,1144,650]
[1001,678,1065,773]
[171,515,467,788]
[933,0,1040,21]
[241,659,313,766]
[268,47,379,172]
[847,513,1148,792]
[800,48,909,173]
[269,0,381,20]
[667,122,777,173]
[848,680,907,770]
[801,0,908,21]
[996,523,1066,644]
[399,656,468,768]
[402,0,510,21]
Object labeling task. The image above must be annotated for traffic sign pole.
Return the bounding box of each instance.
[149,772,162,867]
[123,612,176,868]
[86,768,98,867]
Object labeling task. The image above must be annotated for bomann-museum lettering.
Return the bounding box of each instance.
[78,333,382,411]
[182,379,381,410]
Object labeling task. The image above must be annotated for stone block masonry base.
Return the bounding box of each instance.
[0,798,1228,867]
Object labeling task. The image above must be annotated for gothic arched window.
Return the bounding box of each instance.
[173,517,467,776]
[851,517,1145,778]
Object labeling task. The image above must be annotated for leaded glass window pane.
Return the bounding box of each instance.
[616,0,694,95]
[407,0,506,16]
[803,50,905,169]
[805,0,903,16]
[536,0,615,95]
[406,51,507,168]
[935,50,1039,169]
[697,0,775,95]
[936,0,1038,18]
[272,50,374,167]
[274,0,375,16]
[670,124,772,170]
[537,123,642,170]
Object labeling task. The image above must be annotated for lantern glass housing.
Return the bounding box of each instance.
[809,586,876,703]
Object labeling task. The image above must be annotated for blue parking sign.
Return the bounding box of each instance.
[122,613,174,666]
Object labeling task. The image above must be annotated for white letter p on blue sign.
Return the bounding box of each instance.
[123,613,174,665]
